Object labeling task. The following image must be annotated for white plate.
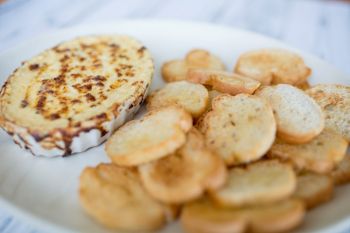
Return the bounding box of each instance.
[0,19,349,233]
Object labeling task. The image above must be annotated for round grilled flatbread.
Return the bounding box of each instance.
[0,35,153,157]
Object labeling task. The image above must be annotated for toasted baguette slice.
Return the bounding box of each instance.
[246,199,305,233]
[79,164,175,231]
[180,198,304,233]
[105,106,192,166]
[210,160,296,207]
[200,94,276,165]
[162,49,225,82]
[185,49,226,70]
[187,69,261,95]
[332,154,350,185]
[256,84,324,144]
[0,35,153,157]
[162,60,188,83]
[234,48,311,85]
[307,84,350,142]
[180,198,246,233]
[268,129,348,174]
[139,128,227,204]
[293,172,333,209]
[147,81,209,118]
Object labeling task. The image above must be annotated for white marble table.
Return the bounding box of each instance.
[0,0,349,232]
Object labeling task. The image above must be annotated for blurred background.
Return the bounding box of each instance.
[0,0,349,76]
[0,0,349,232]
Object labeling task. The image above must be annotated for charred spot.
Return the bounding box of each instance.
[21,99,28,108]
[95,113,107,120]
[83,84,92,91]
[80,43,94,50]
[71,73,82,78]
[53,47,71,53]
[36,96,47,110]
[109,43,119,49]
[82,77,91,83]
[53,75,65,85]
[46,90,54,94]
[120,64,133,69]
[59,55,70,62]
[73,83,92,92]
[95,82,104,87]
[29,64,40,70]
[118,54,129,60]
[100,128,108,137]
[85,93,96,102]
[139,94,146,105]
[59,105,69,114]
[72,99,81,104]
[93,63,102,68]
[110,79,127,89]
[115,68,122,76]
[92,75,106,81]
[31,130,51,142]
[60,65,69,73]
[137,46,146,57]
[79,57,86,62]
[49,113,60,120]
[31,132,42,142]
[125,70,135,77]
[0,80,9,97]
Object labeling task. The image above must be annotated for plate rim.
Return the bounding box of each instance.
[0,18,349,233]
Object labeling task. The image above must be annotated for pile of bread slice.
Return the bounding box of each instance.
[79,48,350,233]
